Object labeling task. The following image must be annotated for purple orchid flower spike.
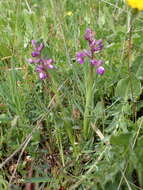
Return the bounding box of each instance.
[28,40,55,80]
[80,29,106,140]
[76,28,105,75]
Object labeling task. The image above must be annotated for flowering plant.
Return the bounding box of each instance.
[28,40,54,80]
[76,28,105,75]
[76,28,105,139]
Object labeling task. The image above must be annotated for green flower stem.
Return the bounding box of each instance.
[83,64,94,139]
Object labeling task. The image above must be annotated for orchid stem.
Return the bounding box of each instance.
[83,64,94,139]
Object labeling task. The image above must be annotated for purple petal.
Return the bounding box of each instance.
[77,57,84,64]
[31,51,40,57]
[48,64,54,69]
[96,66,105,75]
[76,52,85,64]
[28,58,34,64]
[84,28,94,42]
[90,39,96,46]
[90,60,103,67]
[76,52,86,58]
[37,43,45,52]
[83,49,92,58]
[28,58,41,64]
[43,59,53,65]
[96,39,103,45]
[42,59,54,69]
[39,72,47,80]
[36,65,44,72]
[90,39,103,52]
[31,40,36,49]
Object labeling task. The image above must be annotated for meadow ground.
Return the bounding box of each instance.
[1,0,143,189]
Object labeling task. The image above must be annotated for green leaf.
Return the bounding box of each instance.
[131,55,143,80]
[11,115,19,127]
[115,74,141,100]
[0,114,10,124]
[110,133,132,146]
[94,101,104,120]
[23,177,51,183]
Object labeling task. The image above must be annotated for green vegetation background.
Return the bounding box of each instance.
[1,0,143,189]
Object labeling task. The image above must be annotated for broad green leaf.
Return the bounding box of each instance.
[110,133,132,146]
[115,74,141,100]
[131,55,143,80]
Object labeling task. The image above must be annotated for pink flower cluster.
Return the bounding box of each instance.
[76,28,105,75]
[28,40,54,80]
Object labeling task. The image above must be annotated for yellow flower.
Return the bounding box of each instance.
[126,0,143,10]
[66,11,73,16]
